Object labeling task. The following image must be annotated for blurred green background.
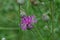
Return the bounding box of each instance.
[0,0,60,40]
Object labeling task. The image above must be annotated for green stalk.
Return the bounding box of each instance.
[19,4,23,40]
[31,30,39,40]
[26,0,44,40]
[26,0,30,14]
[0,27,19,30]
[34,25,44,40]
[50,0,55,40]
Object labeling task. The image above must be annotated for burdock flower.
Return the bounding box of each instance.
[20,15,37,30]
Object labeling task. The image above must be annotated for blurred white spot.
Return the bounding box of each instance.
[34,1,40,5]
[45,25,48,28]
[42,14,50,22]
[1,37,6,40]
[41,2,45,5]
[20,10,26,16]
[30,0,39,5]
[44,25,48,30]
[54,28,59,33]
[17,0,25,4]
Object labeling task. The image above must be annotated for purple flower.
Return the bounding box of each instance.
[20,15,37,30]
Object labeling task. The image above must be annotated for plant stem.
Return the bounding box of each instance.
[0,27,19,30]
[34,25,44,40]
[31,30,39,40]
[50,0,55,40]
[19,4,23,40]
[26,0,44,40]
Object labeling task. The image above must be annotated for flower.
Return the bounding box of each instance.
[20,15,37,30]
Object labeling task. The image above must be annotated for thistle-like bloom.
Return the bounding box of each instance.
[20,15,37,30]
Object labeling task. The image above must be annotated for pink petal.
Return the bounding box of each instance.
[21,23,27,30]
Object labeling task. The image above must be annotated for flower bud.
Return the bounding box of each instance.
[44,25,48,30]
[41,2,45,5]
[30,0,39,5]
[17,0,25,4]
[1,37,6,40]
[42,14,50,22]
[20,10,26,17]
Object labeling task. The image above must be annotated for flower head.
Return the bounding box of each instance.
[20,15,37,30]
[17,0,25,4]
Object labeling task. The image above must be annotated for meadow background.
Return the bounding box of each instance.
[0,0,60,40]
